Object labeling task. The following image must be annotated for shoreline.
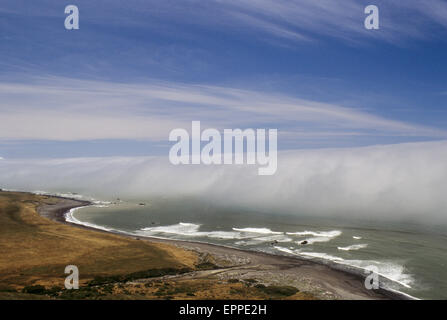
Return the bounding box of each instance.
[36,192,414,300]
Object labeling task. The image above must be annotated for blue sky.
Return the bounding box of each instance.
[1,0,447,158]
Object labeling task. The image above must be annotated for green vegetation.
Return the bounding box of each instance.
[22,285,47,294]
[257,285,299,297]
[59,287,104,300]
[195,262,219,270]
[243,278,258,286]
[22,285,61,296]
[0,191,312,300]
[154,283,196,297]
[87,267,192,286]
[0,191,198,291]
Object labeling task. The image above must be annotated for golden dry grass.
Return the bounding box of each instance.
[0,191,311,300]
[116,279,316,300]
[0,191,198,290]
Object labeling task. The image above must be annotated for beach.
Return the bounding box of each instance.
[10,191,409,300]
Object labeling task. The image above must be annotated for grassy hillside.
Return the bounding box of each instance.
[0,191,312,300]
[0,191,197,291]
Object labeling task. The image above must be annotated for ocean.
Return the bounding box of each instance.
[63,194,447,300]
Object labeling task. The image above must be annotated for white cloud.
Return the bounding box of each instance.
[137,0,447,44]
[212,0,447,43]
[1,140,447,222]
[3,1,447,45]
[0,77,444,142]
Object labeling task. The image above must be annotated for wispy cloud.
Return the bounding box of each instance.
[215,0,447,43]
[200,0,447,44]
[2,0,447,46]
[0,77,445,144]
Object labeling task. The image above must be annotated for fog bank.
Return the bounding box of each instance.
[1,141,447,222]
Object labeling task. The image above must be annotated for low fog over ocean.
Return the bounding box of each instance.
[1,140,447,223]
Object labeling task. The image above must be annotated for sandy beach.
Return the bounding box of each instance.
[33,193,411,300]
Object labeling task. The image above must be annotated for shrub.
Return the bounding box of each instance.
[88,268,192,286]
[196,262,219,270]
[22,285,46,295]
[59,287,103,300]
[259,285,299,297]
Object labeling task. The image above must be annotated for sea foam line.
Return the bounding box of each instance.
[337,244,368,251]
[274,246,414,290]
[286,230,342,237]
[232,227,282,235]
[63,204,417,299]
[140,223,290,240]
[65,206,116,232]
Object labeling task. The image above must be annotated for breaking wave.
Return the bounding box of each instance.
[273,246,413,289]
[337,244,368,251]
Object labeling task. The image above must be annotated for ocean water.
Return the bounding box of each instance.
[66,196,447,300]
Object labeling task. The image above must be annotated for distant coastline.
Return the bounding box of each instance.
[32,190,414,300]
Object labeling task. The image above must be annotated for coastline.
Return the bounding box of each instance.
[35,192,414,300]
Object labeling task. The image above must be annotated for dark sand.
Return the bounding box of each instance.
[38,195,412,300]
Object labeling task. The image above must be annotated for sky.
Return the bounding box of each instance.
[1,1,447,222]
[1,0,447,158]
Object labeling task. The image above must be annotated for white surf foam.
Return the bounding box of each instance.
[273,246,413,289]
[205,231,245,239]
[288,230,341,244]
[274,246,296,255]
[65,205,415,294]
[140,223,244,239]
[65,207,116,232]
[298,236,332,244]
[232,227,282,235]
[337,244,368,251]
[141,222,198,234]
[140,224,289,240]
[274,246,345,262]
[287,230,342,238]
[234,234,292,246]
[342,259,414,289]
[353,236,362,240]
